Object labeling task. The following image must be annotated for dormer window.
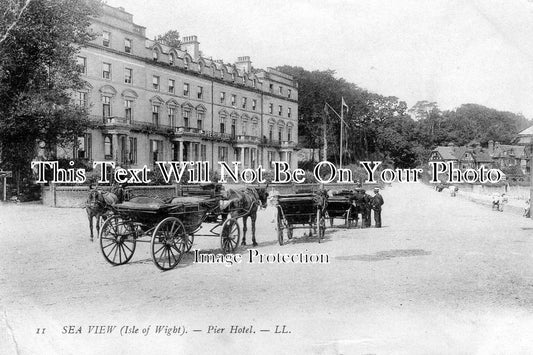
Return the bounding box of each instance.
[169,53,175,66]
[220,68,225,79]
[124,38,131,53]
[102,31,110,47]
[153,50,159,61]
[184,57,189,69]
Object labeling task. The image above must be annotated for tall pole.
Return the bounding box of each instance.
[323,107,327,161]
[340,102,344,168]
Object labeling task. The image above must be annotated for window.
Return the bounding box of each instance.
[252,121,258,136]
[269,83,273,93]
[220,118,225,133]
[104,135,112,159]
[153,50,159,61]
[231,73,235,82]
[183,110,190,128]
[231,94,236,106]
[268,151,274,167]
[197,112,204,130]
[102,31,110,47]
[77,56,86,74]
[288,127,292,141]
[278,105,282,116]
[168,79,175,93]
[252,99,257,111]
[169,53,175,65]
[288,89,292,99]
[201,144,207,161]
[192,143,199,160]
[124,100,132,122]
[184,57,189,69]
[152,105,159,126]
[76,91,87,107]
[150,140,163,164]
[278,128,282,141]
[124,68,132,84]
[124,38,131,53]
[102,62,111,79]
[269,103,273,114]
[220,92,226,104]
[183,83,189,96]
[242,121,247,135]
[231,119,236,137]
[169,107,176,127]
[252,79,256,88]
[152,76,160,90]
[279,86,283,95]
[288,107,291,118]
[269,125,273,141]
[218,146,228,162]
[102,96,111,118]
[128,137,137,164]
[197,86,203,99]
[220,68,225,79]
[234,148,240,162]
[77,133,92,159]
[242,97,247,109]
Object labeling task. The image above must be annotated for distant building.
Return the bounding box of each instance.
[429,140,529,175]
[60,4,299,171]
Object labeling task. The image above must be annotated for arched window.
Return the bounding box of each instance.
[184,57,190,69]
[169,53,175,66]
[153,49,159,61]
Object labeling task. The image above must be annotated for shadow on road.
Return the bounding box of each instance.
[336,249,431,262]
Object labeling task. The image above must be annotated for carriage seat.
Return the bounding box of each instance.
[116,196,167,211]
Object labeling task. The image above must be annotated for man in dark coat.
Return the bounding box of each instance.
[363,191,373,228]
[349,189,365,228]
[371,188,384,228]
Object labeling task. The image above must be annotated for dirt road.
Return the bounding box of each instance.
[1,183,533,354]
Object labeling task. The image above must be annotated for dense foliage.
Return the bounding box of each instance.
[0,0,102,190]
[277,66,532,168]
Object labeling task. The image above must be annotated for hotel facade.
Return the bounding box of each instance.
[70,5,298,172]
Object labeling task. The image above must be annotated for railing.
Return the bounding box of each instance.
[235,135,261,145]
[281,140,296,148]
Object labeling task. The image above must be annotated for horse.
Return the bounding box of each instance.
[221,186,269,247]
[86,184,127,241]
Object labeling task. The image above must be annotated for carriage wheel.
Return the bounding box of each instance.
[177,234,194,253]
[317,209,326,243]
[151,217,185,271]
[99,216,136,266]
[345,209,352,229]
[277,207,284,246]
[220,218,240,253]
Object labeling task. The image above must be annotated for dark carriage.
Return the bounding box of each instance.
[98,193,240,271]
[274,191,327,245]
[325,190,357,228]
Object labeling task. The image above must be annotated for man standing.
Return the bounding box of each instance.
[371,187,384,228]
[363,190,373,228]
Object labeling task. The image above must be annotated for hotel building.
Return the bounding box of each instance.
[71,5,298,172]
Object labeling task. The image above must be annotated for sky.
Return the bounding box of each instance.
[104,0,533,117]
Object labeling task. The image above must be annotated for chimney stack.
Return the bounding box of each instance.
[181,35,200,60]
[235,56,252,73]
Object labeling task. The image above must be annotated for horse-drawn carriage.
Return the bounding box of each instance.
[274,190,327,245]
[90,183,268,270]
[99,194,240,270]
[325,190,357,228]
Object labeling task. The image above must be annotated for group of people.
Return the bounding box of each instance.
[348,187,384,228]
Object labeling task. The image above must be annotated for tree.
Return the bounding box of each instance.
[156,30,181,48]
[0,0,102,193]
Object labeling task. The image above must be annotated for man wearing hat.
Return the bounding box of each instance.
[371,187,384,228]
